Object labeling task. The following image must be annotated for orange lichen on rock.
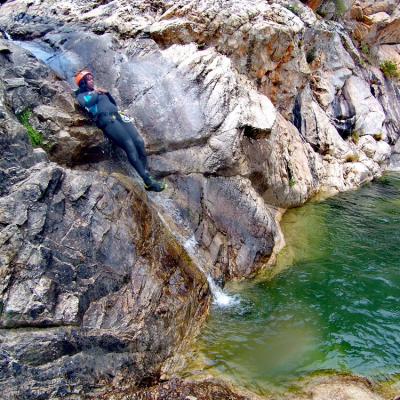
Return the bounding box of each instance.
[306,0,323,11]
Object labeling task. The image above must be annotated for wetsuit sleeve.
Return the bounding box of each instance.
[105,92,117,106]
[76,91,99,108]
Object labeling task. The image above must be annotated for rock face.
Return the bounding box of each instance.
[0,0,399,398]
[0,40,209,398]
[0,164,209,398]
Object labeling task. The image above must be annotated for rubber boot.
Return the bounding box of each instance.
[144,175,166,192]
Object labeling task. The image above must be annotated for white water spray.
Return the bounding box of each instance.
[184,235,239,307]
[1,30,11,40]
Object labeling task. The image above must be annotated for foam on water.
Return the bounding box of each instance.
[207,277,240,307]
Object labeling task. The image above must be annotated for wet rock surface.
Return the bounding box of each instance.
[0,0,399,398]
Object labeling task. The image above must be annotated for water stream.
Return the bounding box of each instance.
[182,173,400,395]
[184,235,240,307]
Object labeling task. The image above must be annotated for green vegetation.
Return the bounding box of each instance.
[351,131,360,145]
[345,153,359,163]
[285,4,301,16]
[360,42,370,56]
[380,60,400,79]
[315,0,348,20]
[334,0,347,17]
[289,178,297,188]
[306,47,317,64]
[373,132,384,141]
[18,110,44,148]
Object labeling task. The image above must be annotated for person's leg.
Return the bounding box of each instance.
[103,120,165,191]
[123,141,150,183]
[123,121,148,170]
[103,120,149,183]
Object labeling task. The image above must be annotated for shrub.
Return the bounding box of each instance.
[351,131,360,145]
[360,42,370,56]
[380,60,400,79]
[345,153,359,163]
[18,110,44,148]
[334,0,347,17]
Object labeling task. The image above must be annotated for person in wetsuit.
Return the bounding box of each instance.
[74,69,165,192]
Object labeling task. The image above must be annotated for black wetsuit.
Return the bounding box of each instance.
[76,88,150,184]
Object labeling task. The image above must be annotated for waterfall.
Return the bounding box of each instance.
[1,30,11,40]
[184,235,239,307]
[2,34,77,84]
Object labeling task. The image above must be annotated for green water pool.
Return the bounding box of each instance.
[184,173,400,395]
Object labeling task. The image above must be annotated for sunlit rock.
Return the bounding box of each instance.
[343,75,386,136]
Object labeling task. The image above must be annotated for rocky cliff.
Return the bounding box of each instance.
[0,0,399,399]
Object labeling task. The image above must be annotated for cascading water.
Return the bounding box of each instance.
[2,32,78,84]
[1,30,11,40]
[184,235,240,307]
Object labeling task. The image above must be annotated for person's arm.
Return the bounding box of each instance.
[76,91,99,108]
[95,87,108,94]
[105,92,117,106]
[93,88,117,106]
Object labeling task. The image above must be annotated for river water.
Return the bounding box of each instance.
[183,173,400,395]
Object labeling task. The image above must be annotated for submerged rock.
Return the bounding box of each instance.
[103,377,265,400]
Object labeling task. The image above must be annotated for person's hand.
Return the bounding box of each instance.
[96,87,108,94]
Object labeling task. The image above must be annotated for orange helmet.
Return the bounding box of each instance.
[74,69,92,86]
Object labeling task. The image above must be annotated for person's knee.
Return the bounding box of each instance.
[124,141,139,161]
[136,135,144,147]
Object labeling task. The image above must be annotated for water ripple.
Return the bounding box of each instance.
[187,173,400,393]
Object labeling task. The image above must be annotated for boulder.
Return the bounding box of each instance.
[368,12,391,24]
[343,161,372,186]
[389,136,400,169]
[363,2,396,16]
[153,174,284,281]
[243,113,322,207]
[376,44,400,69]
[305,375,385,400]
[343,75,386,136]
[358,134,391,163]
[376,16,400,45]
